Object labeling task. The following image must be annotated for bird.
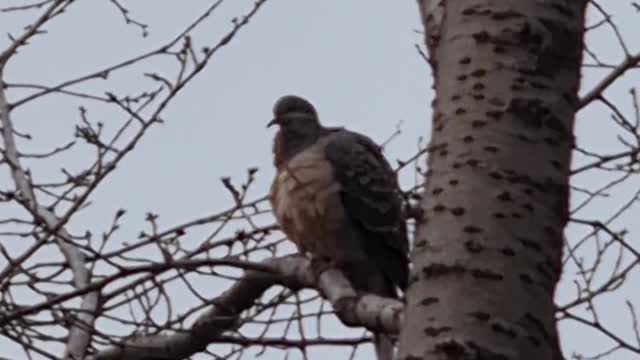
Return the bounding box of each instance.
[268,95,409,360]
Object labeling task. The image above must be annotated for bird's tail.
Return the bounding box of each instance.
[374,332,394,360]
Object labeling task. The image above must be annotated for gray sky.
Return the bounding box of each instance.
[1,1,639,359]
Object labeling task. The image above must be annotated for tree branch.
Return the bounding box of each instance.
[92,255,404,360]
[578,53,640,110]
[0,0,69,67]
[1,61,98,360]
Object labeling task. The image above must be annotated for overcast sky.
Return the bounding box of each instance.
[1,1,639,359]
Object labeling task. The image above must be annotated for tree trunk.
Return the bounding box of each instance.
[398,1,587,359]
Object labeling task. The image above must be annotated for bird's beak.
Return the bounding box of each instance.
[267,117,279,128]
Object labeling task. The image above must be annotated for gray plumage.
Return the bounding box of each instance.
[268,95,409,360]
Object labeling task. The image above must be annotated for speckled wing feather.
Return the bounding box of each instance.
[324,130,409,292]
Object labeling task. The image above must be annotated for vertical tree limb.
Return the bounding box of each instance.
[399,1,588,359]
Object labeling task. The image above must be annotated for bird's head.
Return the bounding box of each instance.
[267,95,321,135]
[269,95,324,166]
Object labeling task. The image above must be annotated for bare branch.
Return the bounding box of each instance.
[91,256,403,360]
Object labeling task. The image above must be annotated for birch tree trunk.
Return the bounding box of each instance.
[399,1,587,359]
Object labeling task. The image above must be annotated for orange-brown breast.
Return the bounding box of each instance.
[269,140,346,258]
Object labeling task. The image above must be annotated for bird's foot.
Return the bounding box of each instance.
[310,257,333,279]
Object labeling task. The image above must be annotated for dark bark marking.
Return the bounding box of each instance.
[491,10,524,20]
[491,321,518,338]
[422,263,467,278]
[530,81,550,90]
[519,273,534,284]
[506,98,547,129]
[501,247,516,256]
[471,69,488,77]
[521,203,535,212]
[464,240,484,253]
[523,312,553,343]
[467,159,480,167]
[403,356,422,360]
[466,341,512,360]
[471,268,504,281]
[518,236,543,252]
[415,238,428,248]
[550,3,576,18]
[469,311,491,321]
[435,339,469,358]
[421,297,440,307]
[472,120,487,128]
[527,335,542,347]
[424,326,453,336]
[472,31,491,43]
[488,97,506,106]
[517,133,538,144]
[522,187,535,195]
[486,110,503,119]
[463,225,483,234]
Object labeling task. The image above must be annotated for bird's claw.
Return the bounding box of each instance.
[310,257,332,278]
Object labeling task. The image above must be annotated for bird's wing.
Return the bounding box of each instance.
[324,130,409,291]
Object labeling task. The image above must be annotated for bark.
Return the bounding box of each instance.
[399,1,587,359]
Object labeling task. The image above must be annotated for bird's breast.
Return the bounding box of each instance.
[269,143,345,257]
